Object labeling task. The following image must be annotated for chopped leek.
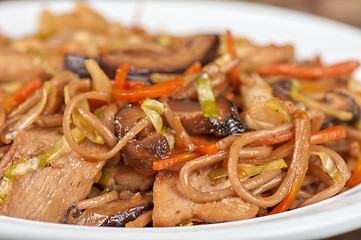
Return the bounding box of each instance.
[242,159,288,177]
[97,169,112,186]
[5,128,85,179]
[140,98,164,133]
[310,151,343,184]
[347,78,361,93]
[150,73,179,84]
[290,80,353,121]
[84,59,113,93]
[0,81,23,93]
[267,98,290,122]
[196,73,219,118]
[64,86,104,144]
[0,177,12,204]
[157,34,171,47]
[209,167,228,182]
[161,127,176,151]
[0,128,85,204]
[3,82,50,144]
[214,53,232,70]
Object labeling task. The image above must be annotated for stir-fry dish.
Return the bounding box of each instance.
[0,3,360,227]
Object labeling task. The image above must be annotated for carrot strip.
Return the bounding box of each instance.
[347,154,361,188]
[114,77,185,102]
[256,61,360,79]
[252,131,295,147]
[114,64,130,90]
[225,30,237,57]
[184,61,201,76]
[252,125,346,147]
[310,125,346,145]
[123,80,147,90]
[190,137,219,155]
[152,152,202,171]
[225,30,240,89]
[268,184,299,215]
[2,78,42,114]
[175,136,218,155]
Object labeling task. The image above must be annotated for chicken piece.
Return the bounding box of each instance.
[153,171,259,227]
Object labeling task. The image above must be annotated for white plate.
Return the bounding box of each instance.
[1,1,361,239]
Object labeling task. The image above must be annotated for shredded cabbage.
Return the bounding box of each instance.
[196,73,219,118]
[242,159,287,177]
[310,151,343,184]
[141,98,165,133]
[290,80,353,121]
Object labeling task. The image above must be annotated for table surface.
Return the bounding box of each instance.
[239,1,361,239]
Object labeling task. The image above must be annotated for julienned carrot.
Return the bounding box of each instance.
[152,152,202,171]
[175,136,218,155]
[190,137,219,155]
[2,78,42,114]
[184,61,201,76]
[123,80,147,90]
[310,125,346,145]
[347,154,361,188]
[251,131,295,147]
[114,64,130,90]
[225,30,237,57]
[268,182,300,215]
[256,60,360,79]
[114,77,184,102]
[251,125,346,147]
[225,30,240,89]
[113,64,147,89]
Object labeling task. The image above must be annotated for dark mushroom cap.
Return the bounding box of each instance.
[323,90,360,124]
[167,96,249,136]
[100,34,220,80]
[64,194,153,227]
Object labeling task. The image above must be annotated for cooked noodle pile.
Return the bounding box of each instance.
[0,3,360,227]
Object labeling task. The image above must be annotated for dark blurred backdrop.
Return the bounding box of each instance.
[241,0,361,29]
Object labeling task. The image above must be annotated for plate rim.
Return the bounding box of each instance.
[0,1,361,239]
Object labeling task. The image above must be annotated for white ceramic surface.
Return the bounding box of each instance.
[0,1,361,239]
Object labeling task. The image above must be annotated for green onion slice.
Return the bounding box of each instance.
[196,73,219,118]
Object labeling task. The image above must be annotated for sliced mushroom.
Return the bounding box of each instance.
[64,194,153,227]
[114,103,147,138]
[322,90,360,124]
[63,54,99,78]
[269,79,292,101]
[99,34,219,80]
[114,103,170,174]
[123,132,170,174]
[167,96,249,136]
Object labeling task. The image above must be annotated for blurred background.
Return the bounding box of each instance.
[241,0,361,29]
